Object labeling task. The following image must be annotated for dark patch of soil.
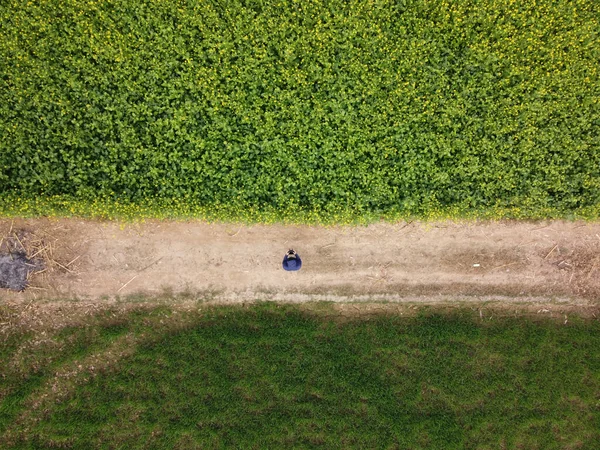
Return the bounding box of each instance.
[0,252,44,291]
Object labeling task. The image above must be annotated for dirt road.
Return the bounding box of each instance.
[0,219,598,309]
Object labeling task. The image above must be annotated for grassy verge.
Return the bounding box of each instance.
[2,193,600,224]
[1,303,599,449]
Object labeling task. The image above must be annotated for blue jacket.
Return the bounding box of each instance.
[282,254,302,271]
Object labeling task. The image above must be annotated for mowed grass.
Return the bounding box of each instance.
[1,303,599,449]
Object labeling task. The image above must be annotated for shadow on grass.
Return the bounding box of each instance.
[1,304,599,449]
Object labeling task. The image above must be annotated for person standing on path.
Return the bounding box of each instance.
[282,249,302,271]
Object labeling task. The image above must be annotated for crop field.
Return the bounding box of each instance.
[1,303,599,449]
[1,0,599,221]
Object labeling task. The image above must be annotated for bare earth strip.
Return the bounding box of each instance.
[0,219,599,311]
[2,219,599,443]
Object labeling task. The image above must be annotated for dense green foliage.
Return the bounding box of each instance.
[1,303,600,448]
[1,0,599,221]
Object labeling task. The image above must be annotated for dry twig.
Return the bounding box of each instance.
[544,244,558,260]
[54,261,75,274]
[491,262,519,271]
[227,227,242,237]
[65,255,82,267]
[117,275,138,293]
[27,286,48,291]
[13,233,26,253]
[586,262,598,280]
[30,246,49,259]
[139,257,163,272]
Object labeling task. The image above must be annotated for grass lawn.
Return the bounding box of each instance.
[1,303,599,449]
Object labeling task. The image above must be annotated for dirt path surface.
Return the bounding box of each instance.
[0,219,599,308]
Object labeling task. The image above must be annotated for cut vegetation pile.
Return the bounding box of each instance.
[1,0,599,221]
[1,303,599,448]
[0,226,80,293]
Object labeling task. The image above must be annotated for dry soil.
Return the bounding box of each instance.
[0,219,599,313]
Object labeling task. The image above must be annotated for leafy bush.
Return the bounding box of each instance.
[1,0,599,221]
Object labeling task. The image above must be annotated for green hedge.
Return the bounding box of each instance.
[1,0,599,221]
